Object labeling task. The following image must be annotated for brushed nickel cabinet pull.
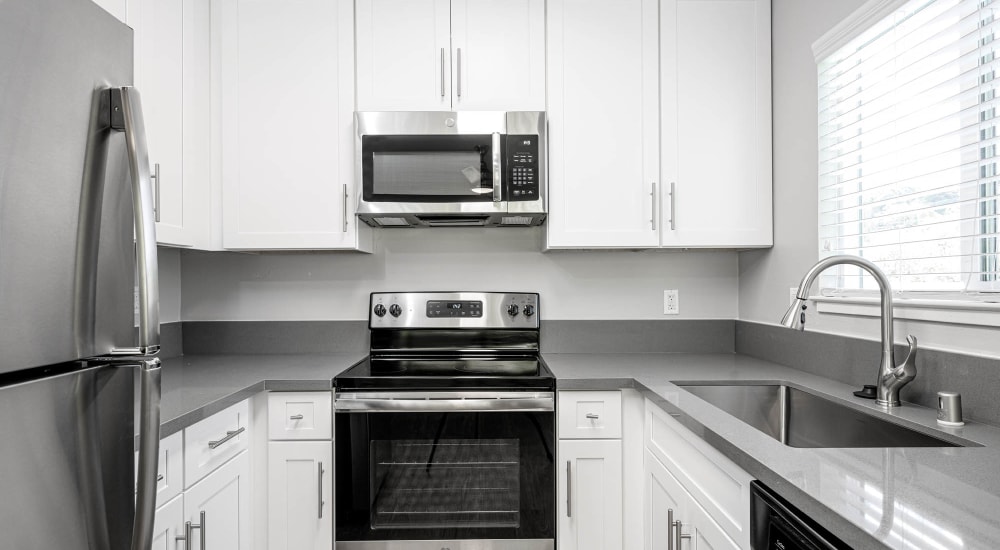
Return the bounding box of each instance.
[457,48,462,98]
[651,181,658,230]
[318,462,325,519]
[290,414,304,420]
[566,460,572,518]
[440,48,447,97]
[208,426,244,449]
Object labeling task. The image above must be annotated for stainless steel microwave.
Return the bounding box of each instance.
[355,111,546,228]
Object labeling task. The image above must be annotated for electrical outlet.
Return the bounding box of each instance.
[789,287,798,306]
[663,289,679,315]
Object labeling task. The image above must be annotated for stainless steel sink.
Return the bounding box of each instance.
[675,383,965,448]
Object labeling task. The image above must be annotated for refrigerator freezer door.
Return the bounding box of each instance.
[0,364,134,549]
[0,0,135,374]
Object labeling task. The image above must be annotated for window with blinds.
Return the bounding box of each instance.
[818,0,1000,297]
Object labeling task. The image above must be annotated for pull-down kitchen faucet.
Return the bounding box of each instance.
[781,255,917,407]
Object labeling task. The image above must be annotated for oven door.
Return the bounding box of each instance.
[335,391,555,549]
[361,133,503,204]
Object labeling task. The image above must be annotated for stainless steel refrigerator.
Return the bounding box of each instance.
[0,0,162,548]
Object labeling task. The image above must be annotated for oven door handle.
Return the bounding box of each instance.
[335,391,554,412]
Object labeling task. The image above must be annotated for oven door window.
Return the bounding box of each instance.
[336,411,555,542]
[371,438,520,529]
[362,135,497,202]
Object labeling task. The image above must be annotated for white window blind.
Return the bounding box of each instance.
[818,0,1000,297]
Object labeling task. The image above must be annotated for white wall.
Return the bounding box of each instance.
[180,228,739,321]
[158,247,182,323]
[739,0,1000,359]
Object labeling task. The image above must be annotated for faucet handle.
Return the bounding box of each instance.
[894,334,918,381]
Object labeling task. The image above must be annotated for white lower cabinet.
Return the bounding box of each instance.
[183,451,251,550]
[558,439,623,550]
[267,441,333,550]
[644,401,752,549]
[151,494,184,550]
[645,449,738,550]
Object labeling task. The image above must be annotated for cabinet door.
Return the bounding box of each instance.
[268,441,333,550]
[150,495,184,550]
[450,0,545,111]
[546,0,661,248]
[183,452,251,550]
[219,0,370,250]
[659,0,772,248]
[645,450,685,550]
[685,498,741,550]
[356,0,452,111]
[558,439,623,550]
[128,0,210,248]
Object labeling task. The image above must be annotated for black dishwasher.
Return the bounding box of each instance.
[751,481,851,550]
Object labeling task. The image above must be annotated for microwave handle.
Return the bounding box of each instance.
[492,132,502,202]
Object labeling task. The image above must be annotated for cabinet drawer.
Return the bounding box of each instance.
[645,400,752,549]
[268,391,332,441]
[136,430,184,506]
[184,400,250,489]
[558,391,622,439]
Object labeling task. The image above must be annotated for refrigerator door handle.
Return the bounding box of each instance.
[109,86,160,356]
[131,358,162,550]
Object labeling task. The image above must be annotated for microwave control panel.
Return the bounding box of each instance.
[506,135,539,201]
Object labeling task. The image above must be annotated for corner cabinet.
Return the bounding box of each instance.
[184,452,252,550]
[355,0,545,111]
[127,0,212,248]
[546,0,772,249]
[644,401,753,550]
[217,0,371,251]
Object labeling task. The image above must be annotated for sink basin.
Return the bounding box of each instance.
[675,383,965,448]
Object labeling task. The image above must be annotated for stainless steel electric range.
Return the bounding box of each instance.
[334,292,555,550]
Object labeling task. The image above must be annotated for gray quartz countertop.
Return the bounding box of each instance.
[153,351,1000,549]
[152,353,365,438]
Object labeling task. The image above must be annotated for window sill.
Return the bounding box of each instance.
[811,296,1000,328]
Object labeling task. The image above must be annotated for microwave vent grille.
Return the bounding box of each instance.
[501,216,533,226]
[373,217,410,227]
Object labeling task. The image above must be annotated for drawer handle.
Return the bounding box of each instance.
[290,414,304,420]
[156,474,164,483]
[585,413,600,420]
[208,427,245,449]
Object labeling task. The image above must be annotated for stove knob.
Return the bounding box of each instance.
[507,304,520,317]
[373,304,387,317]
[523,304,535,317]
[389,304,402,317]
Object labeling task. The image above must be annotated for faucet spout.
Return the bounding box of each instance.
[782,255,917,408]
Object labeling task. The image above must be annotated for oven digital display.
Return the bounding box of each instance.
[426,300,483,318]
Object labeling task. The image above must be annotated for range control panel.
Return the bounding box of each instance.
[506,135,539,201]
[426,300,483,318]
[370,292,539,329]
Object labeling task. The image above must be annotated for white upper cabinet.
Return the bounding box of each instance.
[356,0,452,111]
[128,0,211,248]
[546,0,771,249]
[659,0,772,248]
[356,0,545,111]
[218,0,372,250]
[450,0,545,110]
[546,0,661,248]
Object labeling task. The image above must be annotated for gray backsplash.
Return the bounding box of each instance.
[541,320,735,353]
[182,321,369,354]
[736,320,1000,427]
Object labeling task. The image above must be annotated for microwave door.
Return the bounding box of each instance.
[362,135,500,203]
